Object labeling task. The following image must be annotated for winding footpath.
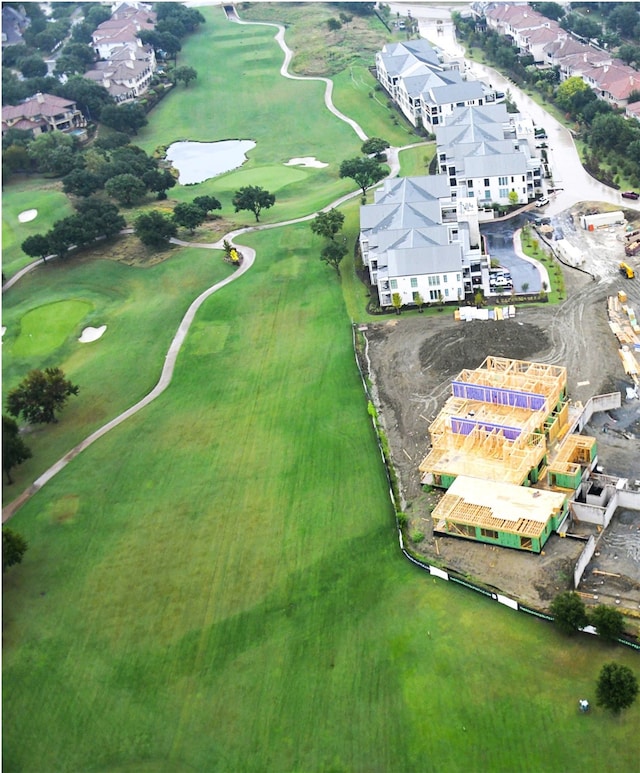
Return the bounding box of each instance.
[3,17,413,522]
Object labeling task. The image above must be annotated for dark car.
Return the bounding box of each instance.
[621,191,639,200]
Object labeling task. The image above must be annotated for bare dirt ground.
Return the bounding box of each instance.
[362,204,640,611]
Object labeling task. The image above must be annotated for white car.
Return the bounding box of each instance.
[535,197,549,208]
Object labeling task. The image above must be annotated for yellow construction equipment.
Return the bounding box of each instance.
[620,262,635,279]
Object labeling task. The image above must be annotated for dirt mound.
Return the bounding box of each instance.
[419,320,550,376]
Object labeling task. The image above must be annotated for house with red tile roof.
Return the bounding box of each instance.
[625,101,640,122]
[2,92,85,136]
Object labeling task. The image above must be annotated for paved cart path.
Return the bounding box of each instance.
[2,14,412,521]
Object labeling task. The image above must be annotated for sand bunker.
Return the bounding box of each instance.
[79,325,107,343]
[18,209,38,223]
[284,157,328,168]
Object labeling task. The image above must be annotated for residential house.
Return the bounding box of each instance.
[626,101,640,123]
[480,3,640,108]
[91,4,156,60]
[2,92,86,136]
[376,40,499,131]
[436,104,543,205]
[84,44,156,102]
[359,175,491,310]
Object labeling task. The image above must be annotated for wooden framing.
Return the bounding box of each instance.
[420,357,570,487]
[432,476,567,543]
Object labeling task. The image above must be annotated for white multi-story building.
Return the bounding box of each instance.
[359,176,491,310]
[436,104,543,205]
[375,40,500,131]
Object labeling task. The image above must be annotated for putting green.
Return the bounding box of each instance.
[220,163,309,191]
[11,300,93,359]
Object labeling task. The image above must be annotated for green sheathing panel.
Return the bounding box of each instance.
[440,474,457,489]
[550,469,582,489]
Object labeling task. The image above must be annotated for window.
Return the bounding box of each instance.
[467,179,473,188]
[390,279,397,289]
[457,523,476,538]
[498,176,508,185]
[428,275,440,286]
[484,178,490,187]
[484,190,491,200]
[412,291,420,301]
[443,275,448,283]
[480,528,499,540]
[429,289,439,301]
[499,188,508,198]
[456,273,461,282]
[410,277,418,288]
[444,288,449,297]
[468,191,474,198]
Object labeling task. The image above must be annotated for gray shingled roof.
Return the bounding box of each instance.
[387,243,462,277]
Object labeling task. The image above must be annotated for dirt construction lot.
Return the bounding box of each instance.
[363,204,640,611]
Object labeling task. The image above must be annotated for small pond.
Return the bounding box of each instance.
[166,139,256,184]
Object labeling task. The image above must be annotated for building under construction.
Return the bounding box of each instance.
[420,357,598,553]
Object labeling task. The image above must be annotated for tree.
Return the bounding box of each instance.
[596,663,638,714]
[508,190,519,206]
[590,605,625,642]
[3,528,28,571]
[193,195,222,216]
[392,292,403,315]
[556,76,591,113]
[172,66,198,87]
[550,591,588,635]
[361,137,390,161]
[62,169,103,198]
[232,186,275,222]
[100,103,148,136]
[310,209,345,241]
[6,367,79,425]
[74,199,125,241]
[28,131,78,176]
[21,234,51,262]
[135,210,177,248]
[339,157,386,196]
[55,76,113,121]
[142,168,176,199]
[47,216,82,257]
[173,202,206,234]
[18,55,48,79]
[414,292,424,312]
[320,238,347,276]
[2,415,32,484]
[532,3,564,22]
[105,173,147,206]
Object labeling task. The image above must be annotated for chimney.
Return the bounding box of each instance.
[36,92,44,103]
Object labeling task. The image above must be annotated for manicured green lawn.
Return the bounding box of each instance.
[4,223,639,772]
[2,245,233,499]
[137,9,360,223]
[3,10,639,773]
[2,183,75,277]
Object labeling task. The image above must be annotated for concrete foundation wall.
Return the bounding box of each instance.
[618,489,640,509]
[574,534,596,588]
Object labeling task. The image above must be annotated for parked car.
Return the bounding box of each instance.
[535,196,549,207]
[621,191,639,200]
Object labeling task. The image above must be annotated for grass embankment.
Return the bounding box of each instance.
[3,10,640,772]
[520,225,567,302]
[4,221,639,771]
